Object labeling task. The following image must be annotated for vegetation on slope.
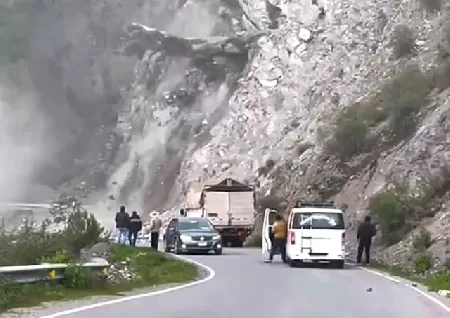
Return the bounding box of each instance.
[0,202,197,313]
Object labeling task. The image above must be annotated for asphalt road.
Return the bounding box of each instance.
[35,248,449,318]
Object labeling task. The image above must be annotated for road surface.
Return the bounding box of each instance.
[33,248,449,318]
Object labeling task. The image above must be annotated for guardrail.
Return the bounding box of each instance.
[0,262,110,284]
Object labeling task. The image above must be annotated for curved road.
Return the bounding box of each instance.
[36,248,450,318]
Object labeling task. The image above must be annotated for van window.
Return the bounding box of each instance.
[268,212,277,225]
[292,212,344,230]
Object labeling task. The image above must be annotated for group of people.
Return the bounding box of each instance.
[265,213,376,266]
[115,206,162,248]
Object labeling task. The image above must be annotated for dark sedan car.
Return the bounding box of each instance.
[164,217,222,255]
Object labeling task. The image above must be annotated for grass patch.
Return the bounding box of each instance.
[0,245,198,313]
[108,245,198,288]
[370,261,450,292]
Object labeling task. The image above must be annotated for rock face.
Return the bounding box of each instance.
[3,0,450,267]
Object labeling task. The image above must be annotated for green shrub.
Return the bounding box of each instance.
[379,65,432,139]
[426,269,450,291]
[368,189,413,245]
[429,59,450,92]
[64,210,104,256]
[414,253,433,274]
[0,207,104,266]
[41,250,73,264]
[325,108,369,159]
[412,228,432,252]
[327,65,433,162]
[392,25,416,59]
[63,264,102,289]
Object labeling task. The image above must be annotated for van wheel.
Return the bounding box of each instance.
[332,260,345,269]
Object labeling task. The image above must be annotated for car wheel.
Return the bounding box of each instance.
[174,238,181,255]
[214,248,222,255]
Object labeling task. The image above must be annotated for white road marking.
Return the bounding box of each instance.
[39,255,215,318]
[361,267,450,313]
[361,267,401,283]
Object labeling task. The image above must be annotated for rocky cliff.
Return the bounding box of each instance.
[2,0,450,269]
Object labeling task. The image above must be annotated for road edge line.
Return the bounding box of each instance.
[39,255,215,318]
[361,267,450,313]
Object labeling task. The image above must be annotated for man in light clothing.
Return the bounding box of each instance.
[149,212,162,249]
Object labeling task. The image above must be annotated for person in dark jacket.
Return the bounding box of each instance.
[128,211,143,246]
[180,208,185,217]
[356,215,377,265]
[115,206,130,245]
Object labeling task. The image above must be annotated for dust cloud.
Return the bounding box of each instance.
[0,80,55,204]
[92,2,236,225]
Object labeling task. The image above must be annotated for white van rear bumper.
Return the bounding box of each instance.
[289,252,345,262]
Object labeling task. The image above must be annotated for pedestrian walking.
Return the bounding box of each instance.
[149,211,162,249]
[356,215,377,265]
[115,206,130,245]
[128,211,142,246]
[265,214,287,263]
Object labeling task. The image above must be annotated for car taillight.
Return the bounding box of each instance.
[290,231,296,244]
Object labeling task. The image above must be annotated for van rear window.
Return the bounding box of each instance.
[291,212,345,230]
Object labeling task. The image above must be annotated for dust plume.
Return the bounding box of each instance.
[0,80,52,203]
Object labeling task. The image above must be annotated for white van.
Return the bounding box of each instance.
[285,202,346,268]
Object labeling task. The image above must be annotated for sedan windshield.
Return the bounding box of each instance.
[179,219,214,231]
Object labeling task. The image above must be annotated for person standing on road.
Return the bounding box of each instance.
[115,206,130,245]
[356,215,377,265]
[128,211,142,246]
[265,214,287,263]
[180,208,185,217]
[149,212,162,249]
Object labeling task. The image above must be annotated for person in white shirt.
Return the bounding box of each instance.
[149,211,162,249]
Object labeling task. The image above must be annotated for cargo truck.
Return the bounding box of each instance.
[199,178,256,247]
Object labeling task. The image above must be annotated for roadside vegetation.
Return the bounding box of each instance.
[325,55,450,161]
[371,261,450,293]
[368,166,450,246]
[365,167,450,293]
[0,199,197,313]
